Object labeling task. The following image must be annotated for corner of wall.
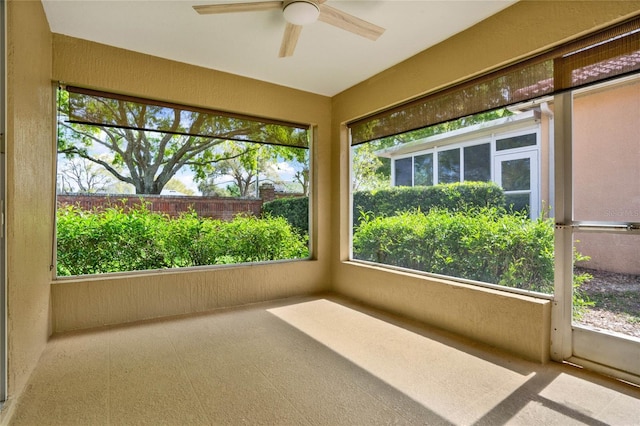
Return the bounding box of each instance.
[5,0,55,409]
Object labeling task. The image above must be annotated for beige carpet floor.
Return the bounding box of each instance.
[9,295,640,425]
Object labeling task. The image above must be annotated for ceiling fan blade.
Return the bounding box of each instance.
[193,1,282,15]
[318,4,385,41]
[279,23,302,57]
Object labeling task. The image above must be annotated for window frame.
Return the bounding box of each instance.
[351,119,548,297]
[348,16,640,302]
[54,87,315,279]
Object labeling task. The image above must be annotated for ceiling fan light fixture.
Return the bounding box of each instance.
[283,0,319,26]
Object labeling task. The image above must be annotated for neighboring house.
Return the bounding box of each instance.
[378,75,640,275]
[377,109,548,220]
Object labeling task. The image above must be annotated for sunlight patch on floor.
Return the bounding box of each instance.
[268,299,535,424]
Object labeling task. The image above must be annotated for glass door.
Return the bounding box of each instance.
[494,150,539,219]
[556,76,640,381]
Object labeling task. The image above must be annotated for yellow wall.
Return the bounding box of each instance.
[573,79,640,275]
[331,1,640,362]
[4,0,54,417]
[49,35,333,332]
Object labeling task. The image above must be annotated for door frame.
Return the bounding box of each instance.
[494,149,540,219]
[0,0,6,404]
[551,90,640,383]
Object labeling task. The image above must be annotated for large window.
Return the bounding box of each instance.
[350,17,640,298]
[56,87,311,277]
[393,157,412,186]
[352,111,550,295]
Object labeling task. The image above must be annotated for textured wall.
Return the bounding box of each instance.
[573,79,640,275]
[50,35,332,332]
[4,0,54,413]
[52,260,320,332]
[331,1,640,362]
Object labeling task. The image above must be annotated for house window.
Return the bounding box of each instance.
[385,116,541,218]
[55,87,311,278]
[496,133,536,151]
[394,157,413,186]
[464,143,491,182]
[414,153,433,186]
[437,148,460,184]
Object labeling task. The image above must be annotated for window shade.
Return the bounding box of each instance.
[349,16,640,145]
[66,86,310,148]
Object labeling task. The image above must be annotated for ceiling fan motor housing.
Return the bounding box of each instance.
[282,0,320,26]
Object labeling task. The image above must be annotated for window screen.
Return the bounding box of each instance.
[66,86,309,148]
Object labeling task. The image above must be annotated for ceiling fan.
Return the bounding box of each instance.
[193,0,385,57]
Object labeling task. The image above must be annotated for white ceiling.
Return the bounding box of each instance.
[42,0,517,96]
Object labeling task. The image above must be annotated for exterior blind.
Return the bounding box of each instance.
[349,16,640,145]
[66,86,310,149]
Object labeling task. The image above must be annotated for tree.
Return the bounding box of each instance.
[197,142,261,197]
[57,156,115,193]
[57,89,307,195]
[164,178,195,195]
[197,180,229,197]
[293,169,310,196]
[197,141,309,198]
[287,149,310,196]
[351,143,390,191]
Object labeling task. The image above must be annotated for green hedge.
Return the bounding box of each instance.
[162,211,309,267]
[56,204,309,276]
[260,183,502,233]
[353,182,505,225]
[262,196,308,236]
[353,208,554,293]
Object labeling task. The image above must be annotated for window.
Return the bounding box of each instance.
[414,153,433,186]
[56,87,311,277]
[352,112,549,294]
[437,148,460,184]
[464,143,491,181]
[496,133,536,151]
[394,157,412,186]
[350,17,640,296]
[383,115,540,218]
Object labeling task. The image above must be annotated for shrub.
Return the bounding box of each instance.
[262,196,309,236]
[56,203,169,276]
[163,214,309,266]
[57,205,309,276]
[352,208,554,293]
[352,207,594,315]
[352,182,505,226]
